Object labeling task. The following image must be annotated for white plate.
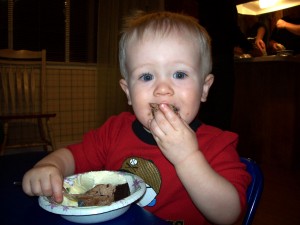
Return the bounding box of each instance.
[39,171,146,224]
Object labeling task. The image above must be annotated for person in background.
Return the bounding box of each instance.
[22,11,251,225]
[248,21,268,56]
[269,12,300,54]
[233,25,253,57]
[254,23,268,55]
[235,15,268,57]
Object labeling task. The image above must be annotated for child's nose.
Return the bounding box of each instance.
[153,81,174,96]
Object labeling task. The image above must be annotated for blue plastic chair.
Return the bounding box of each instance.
[240,157,264,225]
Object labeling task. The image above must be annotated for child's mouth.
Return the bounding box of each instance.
[149,103,179,117]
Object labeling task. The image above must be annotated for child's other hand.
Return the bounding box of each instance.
[149,103,199,165]
[22,164,64,203]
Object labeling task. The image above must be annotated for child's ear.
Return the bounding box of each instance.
[201,74,214,102]
[119,79,132,105]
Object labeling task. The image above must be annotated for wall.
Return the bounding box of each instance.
[46,63,98,147]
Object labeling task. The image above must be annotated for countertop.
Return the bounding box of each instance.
[234,54,300,63]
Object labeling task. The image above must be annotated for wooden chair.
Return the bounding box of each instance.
[0,49,56,155]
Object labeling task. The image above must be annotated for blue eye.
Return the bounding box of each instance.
[140,73,153,81]
[173,71,187,79]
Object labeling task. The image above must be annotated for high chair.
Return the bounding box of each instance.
[240,157,264,225]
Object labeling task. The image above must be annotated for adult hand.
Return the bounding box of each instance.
[255,38,266,53]
[276,19,286,29]
[273,42,286,51]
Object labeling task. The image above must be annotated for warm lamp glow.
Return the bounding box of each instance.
[259,0,279,8]
[237,0,300,15]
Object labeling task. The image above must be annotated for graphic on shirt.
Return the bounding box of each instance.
[120,157,161,207]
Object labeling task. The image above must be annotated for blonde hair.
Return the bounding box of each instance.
[119,11,212,81]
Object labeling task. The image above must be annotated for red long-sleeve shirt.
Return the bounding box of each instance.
[68,112,251,225]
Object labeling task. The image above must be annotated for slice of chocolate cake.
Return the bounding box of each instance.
[76,183,130,207]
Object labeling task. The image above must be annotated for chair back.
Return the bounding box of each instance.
[240,157,264,225]
[0,49,46,115]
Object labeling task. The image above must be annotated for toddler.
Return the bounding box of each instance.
[23,11,251,225]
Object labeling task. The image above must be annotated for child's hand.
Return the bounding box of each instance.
[148,103,199,165]
[22,164,64,203]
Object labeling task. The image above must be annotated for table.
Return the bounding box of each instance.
[0,152,171,225]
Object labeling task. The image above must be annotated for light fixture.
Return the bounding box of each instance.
[237,0,300,15]
[259,0,279,8]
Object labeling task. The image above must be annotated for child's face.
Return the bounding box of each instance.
[120,32,214,129]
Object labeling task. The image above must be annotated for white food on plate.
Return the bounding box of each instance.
[62,171,127,206]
